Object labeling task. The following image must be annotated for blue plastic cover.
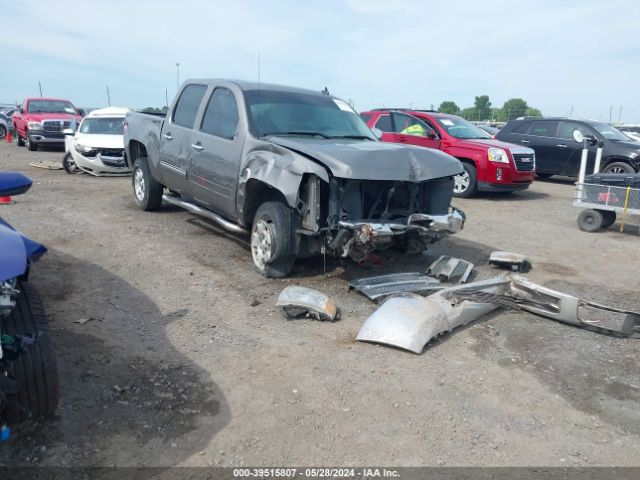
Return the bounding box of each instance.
[0,172,32,197]
[0,218,47,282]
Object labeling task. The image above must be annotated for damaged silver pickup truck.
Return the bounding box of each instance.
[124,80,465,277]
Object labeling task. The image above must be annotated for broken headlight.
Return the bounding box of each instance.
[74,142,97,156]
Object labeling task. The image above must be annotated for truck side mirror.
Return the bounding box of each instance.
[18,106,24,114]
[572,129,584,143]
[427,131,437,140]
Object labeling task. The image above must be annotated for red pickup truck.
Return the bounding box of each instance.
[12,97,83,151]
[360,109,536,197]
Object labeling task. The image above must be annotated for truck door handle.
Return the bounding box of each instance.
[520,139,530,143]
[556,144,568,148]
[162,133,173,141]
[191,143,204,151]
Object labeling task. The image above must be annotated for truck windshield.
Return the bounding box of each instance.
[435,116,492,139]
[590,122,630,141]
[245,90,376,140]
[79,117,124,135]
[28,100,77,114]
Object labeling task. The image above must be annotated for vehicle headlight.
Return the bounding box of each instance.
[27,121,42,130]
[74,142,96,155]
[488,147,509,164]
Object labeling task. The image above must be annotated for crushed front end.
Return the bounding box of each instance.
[297,175,465,261]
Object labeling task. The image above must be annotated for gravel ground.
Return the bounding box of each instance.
[0,142,639,467]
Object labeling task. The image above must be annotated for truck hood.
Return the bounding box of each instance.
[74,133,124,149]
[19,113,82,122]
[266,137,463,181]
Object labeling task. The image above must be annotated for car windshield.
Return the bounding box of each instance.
[28,100,77,114]
[245,89,376,140]
[79,117,124,135]
[478,124,499,135]
[590,122,631,141]
[435,116,492,139]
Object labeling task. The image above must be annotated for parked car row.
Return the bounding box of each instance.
[360,109,536,197]
[496,117,640,176]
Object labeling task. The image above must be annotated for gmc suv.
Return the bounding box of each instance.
[496,117,640,177]
[361,109,536,197]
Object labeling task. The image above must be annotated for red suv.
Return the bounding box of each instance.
[361,109,536,197]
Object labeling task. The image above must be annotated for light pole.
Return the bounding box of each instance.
[176,62,180,90]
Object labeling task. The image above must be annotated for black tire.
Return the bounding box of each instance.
[16,132,25,147]
[452,162,478,198]
[132,158,163,211]
[602,162,635,174]
[62,152,80,174]
[2,281,59,425]
[577,209,604,232]
[26,130,37,151]
[600,210,616,228]
[536,173,553,179]
[251,201,296,278]
[0,125,6,140]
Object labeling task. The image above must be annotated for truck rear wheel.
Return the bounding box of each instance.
[2,281,59,425]
[251,201,296,278]
[132,158,163,211]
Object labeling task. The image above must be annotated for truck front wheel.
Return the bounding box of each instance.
[132,158,163,211]
[16,131,25,147]
[26,130,37,151]
[251,201,296,278]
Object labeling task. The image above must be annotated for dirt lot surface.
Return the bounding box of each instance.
[0,143,639,468]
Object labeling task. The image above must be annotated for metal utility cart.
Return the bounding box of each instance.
[573,134,640,233]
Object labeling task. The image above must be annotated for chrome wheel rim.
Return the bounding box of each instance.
[134,168,145,202]
[453,171,470,193]
[607,166,627,174]
[251,220,275,270]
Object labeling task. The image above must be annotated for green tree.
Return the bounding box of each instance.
[438,101,459,115]
[473,95,492,120]
[460,107,476,120]
[497,98,537,121]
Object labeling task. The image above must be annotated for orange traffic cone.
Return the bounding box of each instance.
[5,130,11,143]
[0,196,12,205]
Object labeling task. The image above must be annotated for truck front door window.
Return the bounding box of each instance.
[200,88,239,140]
[172,84,207,128]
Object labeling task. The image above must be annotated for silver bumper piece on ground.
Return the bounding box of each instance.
[489,251,532,273]
[356,276,511,353]
[349,272,442,302]
[276,286,340,322]
[426,255,474,283]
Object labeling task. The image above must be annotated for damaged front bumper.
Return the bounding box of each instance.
[329,208,465,261]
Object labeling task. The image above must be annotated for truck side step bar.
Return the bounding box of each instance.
[162,194,248,235]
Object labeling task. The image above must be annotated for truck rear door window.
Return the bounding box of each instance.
[200,88,239,140]
[172,84,207,128]
[527,120,559,138]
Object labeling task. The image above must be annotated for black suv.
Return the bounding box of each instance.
[496,118,640,177]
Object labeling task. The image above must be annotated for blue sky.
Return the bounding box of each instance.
[2,0,639,122]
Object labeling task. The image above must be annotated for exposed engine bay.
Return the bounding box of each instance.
[296,175,464,261]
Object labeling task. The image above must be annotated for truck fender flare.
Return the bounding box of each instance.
[237,150,329,223]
